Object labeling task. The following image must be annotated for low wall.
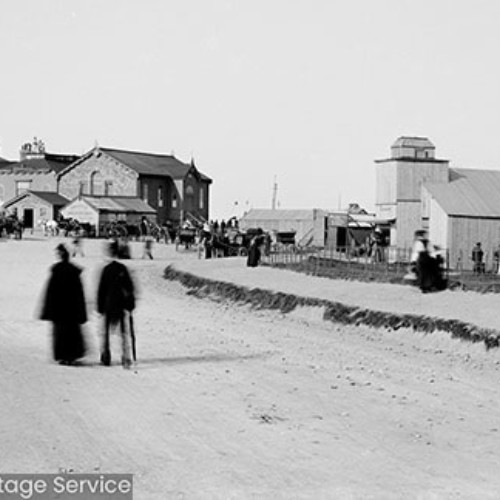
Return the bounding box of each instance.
[163,265,500,349]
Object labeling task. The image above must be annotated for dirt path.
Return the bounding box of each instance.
[1,237,500,499]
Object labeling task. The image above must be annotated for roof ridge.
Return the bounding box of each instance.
[101,147,180,161]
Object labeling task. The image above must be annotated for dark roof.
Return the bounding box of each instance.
[375,157,449,164]
[0,160,16,170]
[424,168,500,217]
[100,147,212,182]
[392,136,435,149]
[30,191,70,205]
[3,190,69,208]
[0,153,79,174]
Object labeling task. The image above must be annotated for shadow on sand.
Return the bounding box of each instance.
[75,351,273,369]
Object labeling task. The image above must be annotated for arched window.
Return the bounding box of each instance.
[90,171,104,195]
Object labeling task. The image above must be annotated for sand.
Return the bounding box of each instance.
[1,235,500,499]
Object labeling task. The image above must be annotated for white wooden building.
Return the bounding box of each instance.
[375,136,449,250]
[239,209,328,247]
[423,168,500,270]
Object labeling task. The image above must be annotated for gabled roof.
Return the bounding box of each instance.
[30,191,70,205]
[58,147,212,183]
[75,195,156,214]
[101,147,212,182]
[425,168,500,217]
[392,136,435,149]
[241,209,324,221]
[3,190,69,208]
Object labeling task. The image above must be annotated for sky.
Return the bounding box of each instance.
[1,0,500,220]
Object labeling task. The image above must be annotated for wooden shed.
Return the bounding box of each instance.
[60,195,156,236]
[423,168,500,270]
[239,209,328,247]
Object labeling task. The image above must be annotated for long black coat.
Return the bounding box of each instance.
[40,261,87,325]
[97,260,135,319]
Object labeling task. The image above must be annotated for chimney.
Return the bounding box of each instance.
[20,137,46,161]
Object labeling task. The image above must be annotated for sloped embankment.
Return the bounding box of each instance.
[163,265,500,349]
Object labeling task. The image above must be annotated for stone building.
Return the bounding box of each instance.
[3,191,69,229]
[57,146,212,226]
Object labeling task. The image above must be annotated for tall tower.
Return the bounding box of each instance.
[375,136,449,249]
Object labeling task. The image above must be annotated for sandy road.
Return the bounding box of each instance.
[1,236,500,499]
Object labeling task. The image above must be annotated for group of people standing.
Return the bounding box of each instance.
[410,230,447,293]
[39,240,136,368]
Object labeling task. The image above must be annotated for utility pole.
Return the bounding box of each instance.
[272,176,278,210]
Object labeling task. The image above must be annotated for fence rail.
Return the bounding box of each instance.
[262,245,500,292]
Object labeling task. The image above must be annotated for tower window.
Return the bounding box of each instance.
[158,186,164,207]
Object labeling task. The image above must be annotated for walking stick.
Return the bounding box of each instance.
[129,311,137,362]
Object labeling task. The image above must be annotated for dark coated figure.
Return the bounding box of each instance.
[40,244,87,365]
[97,241,136,368]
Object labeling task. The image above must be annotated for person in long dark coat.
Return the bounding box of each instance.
[40,244,87,365]
[97,240,136,368]
[246,236,262,267]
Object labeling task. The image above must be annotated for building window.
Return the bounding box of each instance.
[199,187,204,209]
[16,180,31,196]
[79,181,87,195]
[90,171,104,195]
[172,194,178,208]
[104,180,113,196]
[158,187,164,207]
[142,183,149,202]
[0,185,4,205]
[40,207,47,218]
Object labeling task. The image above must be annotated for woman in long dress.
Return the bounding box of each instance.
[40,244,87,365]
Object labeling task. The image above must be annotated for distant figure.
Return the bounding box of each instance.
[142,235,154,259]
[369,227,385,262]
[247,236,262,267]
[263,232,272,257]
[200,224,212,259]
[40,244,87,365]
[494,244,500,274]
[140,216,149,240]
[97,241,136,368]
[472,242,485,274]
[72,233,84,257]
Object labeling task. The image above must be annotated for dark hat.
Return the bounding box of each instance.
[56,243,69,260]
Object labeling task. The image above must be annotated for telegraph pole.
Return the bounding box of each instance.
[272,176,278,210]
